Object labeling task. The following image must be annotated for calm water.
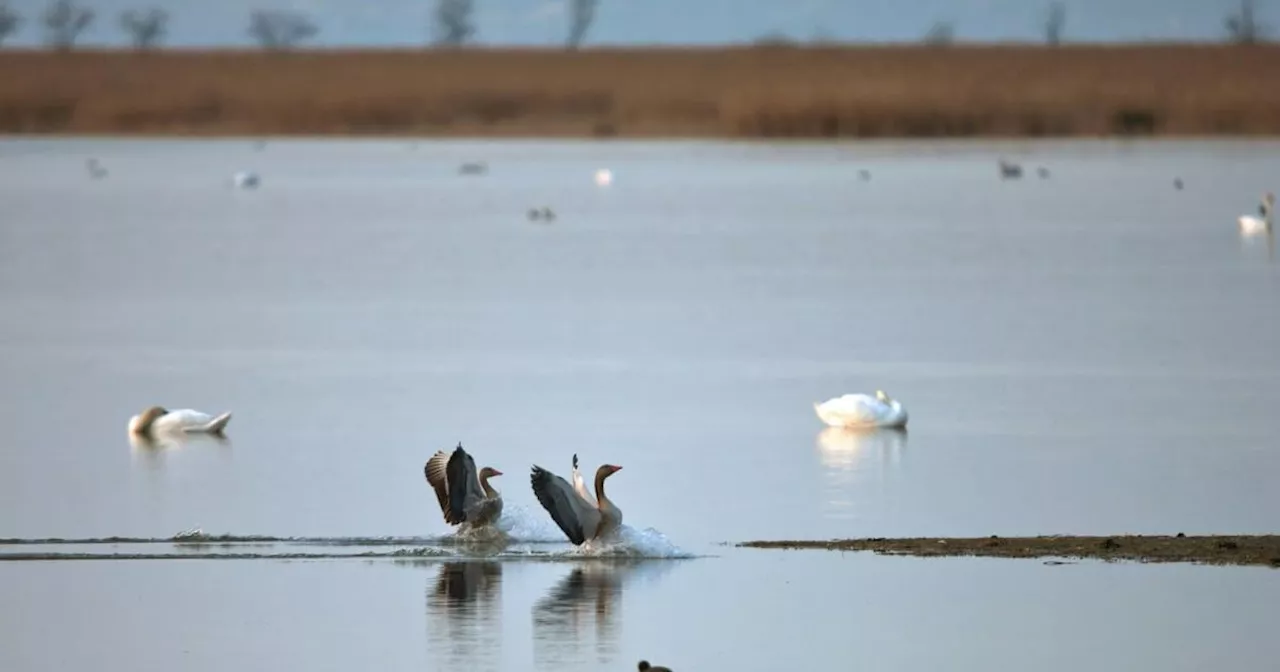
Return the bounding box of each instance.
[1,138,1278,671]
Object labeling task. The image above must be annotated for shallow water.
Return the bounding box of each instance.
[1,137,1278,670]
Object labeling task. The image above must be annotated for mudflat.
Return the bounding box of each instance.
[739,535,1280,568]
[2,45,1279,138]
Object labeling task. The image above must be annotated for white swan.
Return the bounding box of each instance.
[1239,191,1274,236]
[814,390,909,429]
[128,406,232,438]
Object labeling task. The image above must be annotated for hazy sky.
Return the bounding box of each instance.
[0,0,1273,48]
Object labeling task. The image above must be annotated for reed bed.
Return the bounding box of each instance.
[2,45,1279,138]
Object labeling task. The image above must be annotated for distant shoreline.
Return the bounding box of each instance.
[2,45,1279,139]
[738,535,1280,568]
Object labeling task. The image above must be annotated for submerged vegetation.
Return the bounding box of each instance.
[0,45,1278,137]
[738,535,1280,568]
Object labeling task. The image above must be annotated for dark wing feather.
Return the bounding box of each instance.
[447,445,480,523]
[530,465,587,545]
[424,451,461,525]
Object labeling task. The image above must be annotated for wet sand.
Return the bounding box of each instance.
[739,535,1280,568]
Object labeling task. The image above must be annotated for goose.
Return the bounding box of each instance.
[424,443,504,529]
[527,207,556,222]
[813,390,909,429]
[638,662,673,672]
[232,171,260,189]
[1239,191,1274,235]
[85,158,107,179]
[128,406,233,438]
[998,159,1022,180]
[459,162,488,175]
[530,457,623,546]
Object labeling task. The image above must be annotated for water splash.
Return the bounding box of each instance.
[493,503,572,542]
[571,525,694,559]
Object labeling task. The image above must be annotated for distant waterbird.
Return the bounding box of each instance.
[85,158,107,179]
[814,390,909,429]
[128,406,233,439]
[232,171,260,189]
[998,159,1022,180]
[594,168,613,186]
[527,207,556,222]
[1239,191,1274,236]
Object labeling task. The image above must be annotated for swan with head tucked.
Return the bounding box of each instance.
[530,456,623,546]
[424,443,504,529]
[814,390,909,429]
[128,406,233,438]
[1239,191,1274,235]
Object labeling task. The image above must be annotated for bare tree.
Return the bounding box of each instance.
[0,2,21,46]
[1226,0,1270,43]
[923,20,955,45]
[567,0,597,49]
[432,0,474,46]
[43,0,94,50]
[248,10,317,50]
[120,8,168,50]
[1044,2,1065,45]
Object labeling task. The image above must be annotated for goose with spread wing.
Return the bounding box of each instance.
[424,443,504,529]
[530,454,623,546]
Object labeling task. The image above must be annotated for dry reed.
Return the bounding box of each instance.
[1,45,1279,138]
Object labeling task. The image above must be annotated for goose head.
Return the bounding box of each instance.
[129,406,168,436]
[595,464,623,480]
[478,466,503,481]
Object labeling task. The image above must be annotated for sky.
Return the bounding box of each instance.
[0,0,1274,48]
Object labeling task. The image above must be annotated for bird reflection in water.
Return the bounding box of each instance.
[128,431,230,471]
[425,561,503,671]
[815,426,907,519]
[532,560,668,670]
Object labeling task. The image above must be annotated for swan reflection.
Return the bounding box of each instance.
[532,560,672,669]
[425,562,503,670]
[816,427,907,521]
[816,426,906,472]
[128,431,230,470]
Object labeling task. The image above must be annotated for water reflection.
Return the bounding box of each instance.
[816,427,907,521]
[128,431,230,468]
[816,426,906,472]
[425,561,503,671]
[532,560,670,670]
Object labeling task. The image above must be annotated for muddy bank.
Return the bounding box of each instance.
[1,45,1279,138]
[738,535,1280,568]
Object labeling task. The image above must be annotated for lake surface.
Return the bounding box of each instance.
[1,137,1278,671]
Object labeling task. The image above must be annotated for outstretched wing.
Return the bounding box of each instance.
[571,453,597,506]
[530,465,598,545]
[446,445,483,523]
[425,450,462,525]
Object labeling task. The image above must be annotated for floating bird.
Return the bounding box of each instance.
[128,406,233,438]
[998,159,1022,180]
[232,171,260,189]
[527,207,556,221]
[813,390,909,429]
[1239,191,1274,235]
[638,661,673,672]
[594,168,613,186]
